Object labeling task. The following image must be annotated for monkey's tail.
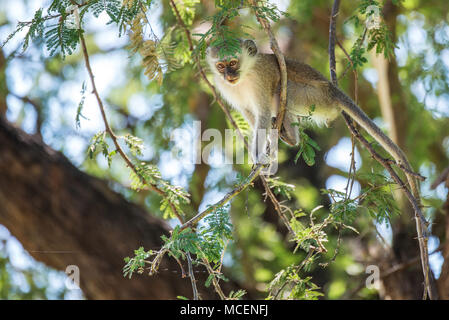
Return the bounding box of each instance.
[334,85,434,299]
[334,87,416,194]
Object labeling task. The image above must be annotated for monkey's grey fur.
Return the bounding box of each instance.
[207,38,430,298]
[206,39,410,171]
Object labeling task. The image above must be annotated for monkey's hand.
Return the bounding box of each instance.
[251,128,277,166]
[251,140,271,165]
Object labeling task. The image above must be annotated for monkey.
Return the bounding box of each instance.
[206,40,343,162]
[205,39,415,182]
[206,39,431,298]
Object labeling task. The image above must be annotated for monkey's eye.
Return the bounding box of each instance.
[229,60,238,67]
[216,63,225,70]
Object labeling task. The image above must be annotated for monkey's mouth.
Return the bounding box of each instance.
[227,78,239,85]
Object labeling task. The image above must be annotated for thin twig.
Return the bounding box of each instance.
[248,0,288,131]
[186,252,200,300]
[79,32,184,222]
[328,0,433,299]
[79,28,205,298]
[383,158,425,181]
[260,176,295,235]
[180,164,265,231]
[430,166,449,189]
[169,0,290,238]
[336,38,358,104]
[202,258,226,300]
[328,0,341,86]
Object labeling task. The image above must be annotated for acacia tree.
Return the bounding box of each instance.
[1,0,448,299]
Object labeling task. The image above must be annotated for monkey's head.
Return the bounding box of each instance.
[206,39,258,86]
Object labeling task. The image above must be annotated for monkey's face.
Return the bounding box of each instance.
[206,39,258,86]
[215,58,240,85]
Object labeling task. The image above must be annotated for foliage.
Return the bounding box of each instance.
[345,0,398,70]
[268,265,323,300]
[2,0,442,301]
[162,205,233,264]
[194,0,284,59]
[293,106,322,166]
[266,177,295,200]
[130,163,190,219]
[124,205,234,292]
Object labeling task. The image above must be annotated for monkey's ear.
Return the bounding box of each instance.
[243,39,258,56]
[206,46,219,59]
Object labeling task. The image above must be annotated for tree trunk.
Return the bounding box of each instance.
[0,117,236,299]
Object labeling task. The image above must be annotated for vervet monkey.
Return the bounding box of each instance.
[206,39,429,297]
[206,39,413,179]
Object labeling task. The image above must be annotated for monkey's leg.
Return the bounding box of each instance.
[241,109,256,128]
[279,112,300,146]
[252,113,272,164]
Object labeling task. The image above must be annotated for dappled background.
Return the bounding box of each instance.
[0,0,448,299]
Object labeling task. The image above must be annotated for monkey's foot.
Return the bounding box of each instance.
[279,124,298,146]
[272,116,299,146]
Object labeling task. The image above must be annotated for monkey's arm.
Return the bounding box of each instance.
[252,108,272,164]
[250,82,276,163]
[241,109,256,128]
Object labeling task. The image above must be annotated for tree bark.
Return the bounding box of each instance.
[438,195,449,299]
[433,169,449,299]
[0,50,8,116]
[0,117,233,299]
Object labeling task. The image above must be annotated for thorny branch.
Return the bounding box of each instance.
[180,163,265,231]
[328,0,433,299]
[79,32,184,222]
[169,0,245,146]
[168,0,300,298]
[169,0,294,238]
[78,28,203,299]
[248,0,288,131]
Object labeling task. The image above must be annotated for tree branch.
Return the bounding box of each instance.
[328,0,433,299]
[79,32,185,223]
[78,30,205,298]
[169,0,293,237]
[248,0,288,131]
[0,118,230,299]
[180,163,264,231]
